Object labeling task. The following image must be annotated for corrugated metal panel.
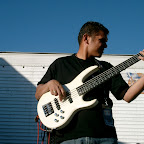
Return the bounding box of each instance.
[0,53,66,144]
[0,53,144,144]
[0,64,37,143]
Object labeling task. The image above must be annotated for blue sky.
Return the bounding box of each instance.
[0,0,144,54]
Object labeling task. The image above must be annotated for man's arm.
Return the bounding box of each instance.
[35,80,66,101]
[120,50,144,103]
[121,75,144,103]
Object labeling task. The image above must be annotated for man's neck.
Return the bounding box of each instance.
[76,47,90,60]
[76,53,89,60]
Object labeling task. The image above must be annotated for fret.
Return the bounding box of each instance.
[77,53,143,95]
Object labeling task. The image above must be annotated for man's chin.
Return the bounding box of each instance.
[96,53,103,58]
[93,51,103,58]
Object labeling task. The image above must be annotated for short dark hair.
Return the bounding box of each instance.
[78,21,109,45]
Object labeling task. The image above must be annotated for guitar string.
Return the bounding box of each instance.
[47,55,98,111]
[49,90,79,111]
[78,53,140,93]
[48,53,140,111]
[46,53,142,113]
[48,55,98,110]
[82,53,141,90]
[46,53,140,112]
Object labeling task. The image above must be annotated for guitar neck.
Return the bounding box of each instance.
[77,53,143,95]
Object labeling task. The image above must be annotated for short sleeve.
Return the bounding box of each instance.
[37,61,56,85]
[100,61,129,100]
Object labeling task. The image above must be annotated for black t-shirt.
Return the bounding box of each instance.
[38,54,129,143]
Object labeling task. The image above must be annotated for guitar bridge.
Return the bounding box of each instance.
[42,102,54,117]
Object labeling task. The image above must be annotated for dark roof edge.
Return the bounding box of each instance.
[0,51,134,56]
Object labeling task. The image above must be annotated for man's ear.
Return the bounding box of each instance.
[83,33,89,44]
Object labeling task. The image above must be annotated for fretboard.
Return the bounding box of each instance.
[77,53,143,95]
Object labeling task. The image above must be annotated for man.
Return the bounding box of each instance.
[35,21,144,144]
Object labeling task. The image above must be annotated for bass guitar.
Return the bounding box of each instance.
[37,53,143,130]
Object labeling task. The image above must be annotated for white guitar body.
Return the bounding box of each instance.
[37,66,99,130]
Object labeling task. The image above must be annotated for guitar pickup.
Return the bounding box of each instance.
[68,96,73,103]
[65,91,73,103]
[54,98,61,110]
[42,102,54,117]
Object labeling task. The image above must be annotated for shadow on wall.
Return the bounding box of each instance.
[0,58,39,144]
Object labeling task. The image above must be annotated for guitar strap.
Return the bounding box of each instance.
[94,58,114,127]
[93,58,109,104]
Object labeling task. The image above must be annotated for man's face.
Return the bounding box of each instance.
[87,30,108,58]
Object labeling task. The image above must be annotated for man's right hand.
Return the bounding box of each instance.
[47,80,66,101]
[35,80,66,101]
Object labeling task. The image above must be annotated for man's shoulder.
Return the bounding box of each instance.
[54,54,74,62]
[57,54,73,60]
[51,54,74,66]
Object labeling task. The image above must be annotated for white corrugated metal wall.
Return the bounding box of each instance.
[0,52,144,144]
[0,52,68,144]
